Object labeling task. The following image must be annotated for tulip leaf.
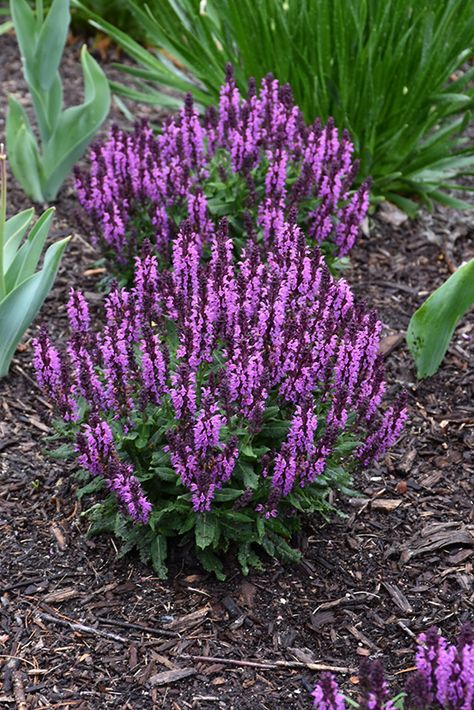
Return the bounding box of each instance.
[42,46,111,201]
[407,258,474,378]
[7,0,110,202]
[0,236,70,377]
[4,209,35,269]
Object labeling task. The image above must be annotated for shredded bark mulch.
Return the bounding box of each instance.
[0,32,473,710]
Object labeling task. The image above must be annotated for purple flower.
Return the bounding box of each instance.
[412,625,474,710]
[36,215,404,526]
[67,288,90,334]
[359,660,393,710]
[77,419,151,524]
[76,69,368,268]
[312,673,346,709]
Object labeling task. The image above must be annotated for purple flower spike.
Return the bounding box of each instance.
[359,659,393,710]
[36,217,405,530]
[77,419,151,524]
[312,673,346,709]
[76,68,369,268]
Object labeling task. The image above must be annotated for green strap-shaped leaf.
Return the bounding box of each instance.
[41,46,111,201]
[0,236,70,378]
[6,97,44,203]
[30,72,64,145]
[36,0,70,91]
[9,0,37,67]
[407,258,474,378]
[4,208,55,291]
[4,209,35,270]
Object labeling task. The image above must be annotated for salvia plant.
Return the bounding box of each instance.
[75,0,474,213]
[6,0,110,202]
[75,67,370,279]
[312,623,474,709]
[33,216,406,579]
[0,145,69,378]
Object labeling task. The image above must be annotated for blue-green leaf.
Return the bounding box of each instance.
[407,258,474,378]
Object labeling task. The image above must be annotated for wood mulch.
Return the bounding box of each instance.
[0,31,473,710]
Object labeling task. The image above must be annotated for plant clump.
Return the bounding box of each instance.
[75,66,370,278]
[33,217,406,578]
[313,624,474,709]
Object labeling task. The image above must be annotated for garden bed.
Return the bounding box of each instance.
[0,33,473,710]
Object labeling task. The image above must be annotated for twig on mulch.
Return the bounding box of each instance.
[180,654,355,674]
[1,571,85,593]
[36,612,129,644]
[99,617,179,639]
[12,671,27,710]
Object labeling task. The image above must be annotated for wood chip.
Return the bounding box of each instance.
[382,582,413,613]
[378,201,409,226]
[403,522,474,561]
[43,587,81,604]
[350,498,402,512]
[165,605,209,631]
[379,333,405,356]
[309,610,335,630]
[50,523,67,550]
[148,668,196,687]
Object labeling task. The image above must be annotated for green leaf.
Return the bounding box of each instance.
[237,542,263,576]
[195,512,219,550]
[41,46,111,201]
[0,236,70,377]
[36,0,70,91]
[196,547,226,580]
[0,20,13,35]
[236,461,259,489]
[3,209,34,269]
[213,488,243,502]
[77,476,106,499]
[152,466,179,482]
[6,97,44,203]
[407,258,474,378]
[9,0,37,67]
[150,535,168,578]
[5,208,55,290]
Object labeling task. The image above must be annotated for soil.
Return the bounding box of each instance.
[1,31,473,710]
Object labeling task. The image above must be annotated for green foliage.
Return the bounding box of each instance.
[6,0,110,202]
[65,404,358,580]
[0,148,69,377]
[407,258,474,378]
[79,0,474,212]
[71,0,147,41]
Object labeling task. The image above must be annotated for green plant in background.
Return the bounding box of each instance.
[21,0,147,40]
[0,4,13,34]
[0,145,70,378]
[6,0,110,202]
[407,258,474,378]
[77,0,474,214]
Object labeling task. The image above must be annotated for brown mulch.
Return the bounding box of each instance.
[1,31,473,710]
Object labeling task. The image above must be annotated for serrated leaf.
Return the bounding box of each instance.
[195,512,219,550]
[213,488,243,502]
[196,547,226,580]
[77,476,106,499]
[150,535,168,578]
